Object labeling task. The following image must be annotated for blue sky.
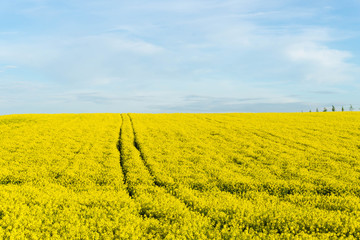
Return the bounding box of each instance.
[1,0,360,114]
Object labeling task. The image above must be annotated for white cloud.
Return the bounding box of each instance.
[1,0,360,114]
[287,42,351,65]
[0,65,18,73]
[286,42,357,83]
[0,33,165,88]
[190,13,358,85]
[0,32,163,66]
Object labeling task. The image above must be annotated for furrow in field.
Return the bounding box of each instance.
[119,113,218,238]
[127,113,360,238]
[127,114,210,211]
[127,114,241,228]
[127,114,281,235]
[199,115,354,168]
[198,113,358,158]
[193,116,360,195]
[117,114,133,198]
[0,114,150,239]
[248,128,360,170]
[128,115,163,187]
[127,114,300,233]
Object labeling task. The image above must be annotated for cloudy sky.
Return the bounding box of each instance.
[1,0,360,114]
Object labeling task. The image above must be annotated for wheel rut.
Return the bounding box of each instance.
[126,114,224,227]
[127,114,164,188]
[116,114,133,198]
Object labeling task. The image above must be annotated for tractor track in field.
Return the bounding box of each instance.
[128,114,165,188]
[117,114,134,198]
[126,114,223,225]
[127,114,249,202]
[125,115,297,200]
[126,114,290,230]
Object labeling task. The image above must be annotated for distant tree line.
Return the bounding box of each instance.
[308,105,357,113]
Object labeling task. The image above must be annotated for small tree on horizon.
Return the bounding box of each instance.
[332,105,335,112]
[316,108,319,112]
[323,107,327,112]
[350,104,354,111]
[342,106,344,112]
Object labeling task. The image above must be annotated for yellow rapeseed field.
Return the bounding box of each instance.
[1,112,360,239]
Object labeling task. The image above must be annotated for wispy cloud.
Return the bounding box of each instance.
[1,0,360,114]
[0,65,18,73]
[286,42,358,83]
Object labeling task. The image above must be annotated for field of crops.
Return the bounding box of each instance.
[1,112,360,239]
